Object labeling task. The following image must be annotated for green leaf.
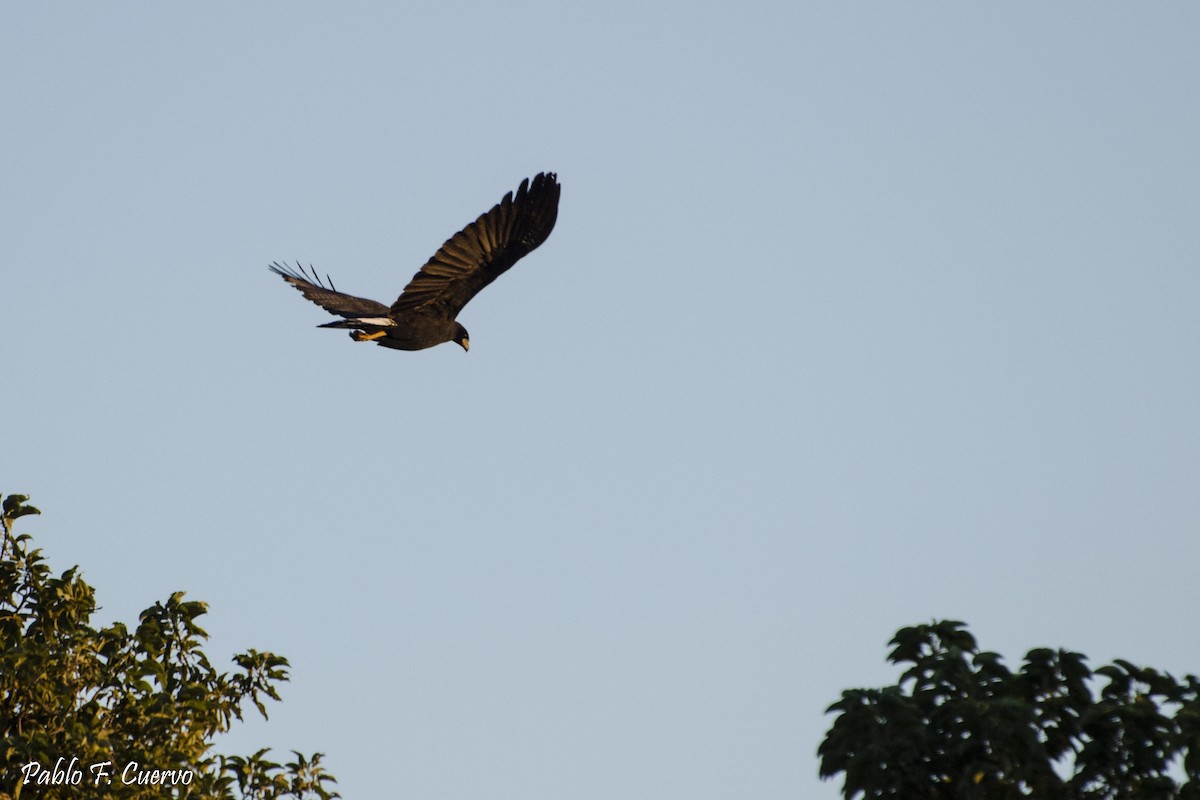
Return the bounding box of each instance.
[1,491,340,798]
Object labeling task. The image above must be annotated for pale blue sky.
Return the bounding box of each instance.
[3,3,1199,798]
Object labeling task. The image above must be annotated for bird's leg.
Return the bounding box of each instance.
[352,330,388,342]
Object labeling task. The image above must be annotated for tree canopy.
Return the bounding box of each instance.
[819,620,1200,800]
[1,492,338,800]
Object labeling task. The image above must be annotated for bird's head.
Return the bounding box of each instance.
[453,323,470,352]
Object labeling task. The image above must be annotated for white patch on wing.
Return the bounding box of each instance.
[353,317,397,326]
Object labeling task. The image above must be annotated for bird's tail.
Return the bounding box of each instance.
[318,317,396,329]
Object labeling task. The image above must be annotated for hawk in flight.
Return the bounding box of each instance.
[271,172,560,352]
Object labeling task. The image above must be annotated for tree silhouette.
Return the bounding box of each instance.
[819,620,1200,799]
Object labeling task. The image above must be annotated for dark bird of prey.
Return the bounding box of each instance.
[270,172,560,352]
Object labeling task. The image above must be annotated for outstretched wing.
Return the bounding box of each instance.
[392,172,560,319]
[269,262,392,319]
